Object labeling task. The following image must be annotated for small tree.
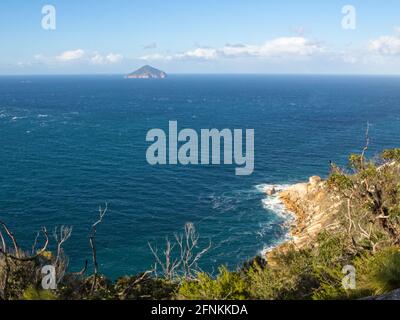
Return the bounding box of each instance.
[148,223,211,281]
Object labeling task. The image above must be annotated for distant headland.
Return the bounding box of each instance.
[125,65,167,79]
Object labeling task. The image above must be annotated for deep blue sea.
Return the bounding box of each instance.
[1,75,400,278]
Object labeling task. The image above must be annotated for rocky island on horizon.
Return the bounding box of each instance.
[125,65,167,79]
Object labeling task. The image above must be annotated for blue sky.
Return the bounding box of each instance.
[1,0,400,74]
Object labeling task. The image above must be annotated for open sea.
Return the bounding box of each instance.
[1,74,400,278]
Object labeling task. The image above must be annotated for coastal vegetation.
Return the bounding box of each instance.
[1,147,400,300]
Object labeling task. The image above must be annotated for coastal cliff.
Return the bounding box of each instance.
[267,176,343,258]
[261,148,400,300]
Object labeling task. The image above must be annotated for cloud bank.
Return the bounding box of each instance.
[15,29,400,74]
[35,49,124,65]
[141,37,325,61]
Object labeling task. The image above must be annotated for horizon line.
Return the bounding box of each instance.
[1,73,400,77]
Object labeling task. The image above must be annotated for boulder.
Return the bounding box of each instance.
[266,187,276,196]
[362,289,400,300]
[309,176,322,187]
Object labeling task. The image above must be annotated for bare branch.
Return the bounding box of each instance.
[149,223,211,281]
[0,220,20,257]
[53,225,73,265]
[360,122,370,167]
[0,227,49,262]
[31,231,40,255]
[89,203,108,294]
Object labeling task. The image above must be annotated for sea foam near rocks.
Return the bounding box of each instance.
[255,183,295,256]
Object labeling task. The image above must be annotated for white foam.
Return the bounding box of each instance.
[255,183,296,257]
[11,116,27,121]
[256,184,292,218]
[255,183,290,193]
[260,232,293,256]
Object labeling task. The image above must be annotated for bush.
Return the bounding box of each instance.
[0,257,42,300]
[349,154,364,171]
[178,267,248,300]
[355,247,400,295]
[248,245,318,300]
[381,148,400,162]
[114,275,177,300]
[22,285,57,300]
[327,173,353,191]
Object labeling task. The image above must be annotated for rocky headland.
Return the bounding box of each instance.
[266,175,343,260]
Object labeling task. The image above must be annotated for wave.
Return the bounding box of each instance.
[11,116,27,121]
[255,183,295,256]
[256,184,291,218]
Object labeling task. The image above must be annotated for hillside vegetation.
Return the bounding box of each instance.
[1,148,400,300]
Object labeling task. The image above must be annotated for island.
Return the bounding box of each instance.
[125,65,167,79]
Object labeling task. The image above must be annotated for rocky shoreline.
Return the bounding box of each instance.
[265,176,343,259]
[264,174,400,300]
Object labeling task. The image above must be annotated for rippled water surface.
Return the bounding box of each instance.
[1,75,400,277]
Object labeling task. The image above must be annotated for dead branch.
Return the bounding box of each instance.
[89,203,108,294]
[0,227,49,262]
[149,223,211,281]
[360,122,370,167]
[119,269,154,300]
[148,239,181,280]
[0,230,6,253]
[53,226,73,265]
[31,231,40,255]
[0,220,20,258]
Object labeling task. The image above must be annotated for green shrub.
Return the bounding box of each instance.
[178,267,248,300]
[349,154,364,171]
[22,285,57,300]
[248,246,318,300]
[355,247,400,295]
[0,257,41,300]
[313,232,349,266]
[114,275,177,300]
[327,173,353,191]
[381,149,400,162]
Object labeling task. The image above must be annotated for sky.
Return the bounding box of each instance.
[1,0,400,74]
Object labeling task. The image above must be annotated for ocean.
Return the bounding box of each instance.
[1,74,400,278]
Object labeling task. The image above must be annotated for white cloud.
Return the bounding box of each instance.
[257,37,323,56]
[106,53,123,63]
[90,52,105,64]
[56,49,85,62]
[369,35,400,56]
[368,28,400,56]
[140,37,324,61]
[90,52,123,64]
[177,47,219,60]
[33,50,123,65]
[34,54,45,60]
[140,53,170,61]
